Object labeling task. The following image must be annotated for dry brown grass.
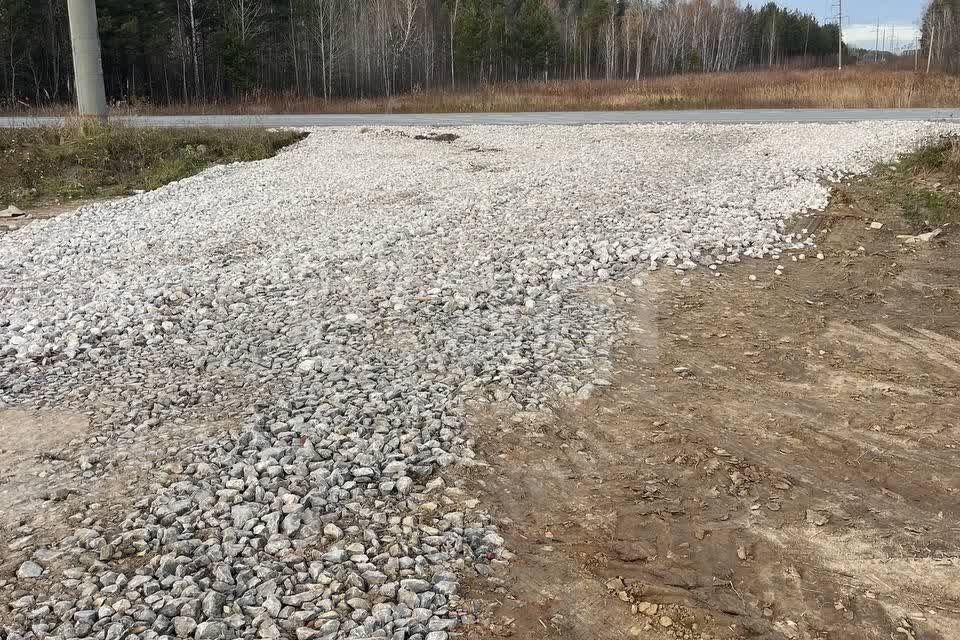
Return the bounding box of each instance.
[7,67,960,116]
[323,68,960,114]
[948,138,960,173]
[138,68,960,114]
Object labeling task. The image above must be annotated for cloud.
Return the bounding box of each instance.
[843,23,920,50]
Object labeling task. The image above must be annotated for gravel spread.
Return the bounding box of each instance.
[0,122,950,640]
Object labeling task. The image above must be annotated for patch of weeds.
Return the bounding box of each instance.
[896,135,960,177]
[898,144,949,174]
[859,136,960,229]
[947,138,960,175]
[0,125,306,208]
[897,188,959,227]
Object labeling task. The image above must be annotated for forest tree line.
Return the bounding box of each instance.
[1,0,851,107]
[924,0,960,72]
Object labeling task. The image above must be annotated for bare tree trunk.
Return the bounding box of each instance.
[188,0,201,99]
[318,1,328,99]
[9,38,16,99]
[289,0,300,93]
[449,0,459,89]
[176,0,189,101]
[768,11,776,67]
[48,0,60,99]
[328,3,336,97]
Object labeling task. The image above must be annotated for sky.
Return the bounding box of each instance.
[778,0,926,50]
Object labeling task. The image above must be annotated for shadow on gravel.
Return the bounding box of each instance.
[414,132,461,143]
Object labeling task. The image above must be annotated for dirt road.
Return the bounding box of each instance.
[460,185,960,639]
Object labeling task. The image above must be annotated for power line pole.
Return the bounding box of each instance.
[833,0,844,70]
[67,0,107,120]
[875,18,880,62]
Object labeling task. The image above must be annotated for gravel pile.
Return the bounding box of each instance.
[0,122,949,640]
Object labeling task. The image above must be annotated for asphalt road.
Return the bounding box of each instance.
[1,108,959,128]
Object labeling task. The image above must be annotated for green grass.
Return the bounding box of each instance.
[897,188,955,226]
[0,124,306,208]
[877,136,960,228]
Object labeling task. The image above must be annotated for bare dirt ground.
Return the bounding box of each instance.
[459,185,960,639]
[0,201,105,236]
[0,409,89,523]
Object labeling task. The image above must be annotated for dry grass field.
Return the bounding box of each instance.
[315,68,960,114]
[4,68,958,116]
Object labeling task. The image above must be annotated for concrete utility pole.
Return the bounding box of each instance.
[67,0,108,120]
[835,0,843,70]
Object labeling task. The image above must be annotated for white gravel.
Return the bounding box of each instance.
[0,122,951,640]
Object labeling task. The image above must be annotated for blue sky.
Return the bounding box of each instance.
[778,0,925,49]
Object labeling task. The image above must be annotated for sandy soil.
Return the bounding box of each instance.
[458,186,960,639]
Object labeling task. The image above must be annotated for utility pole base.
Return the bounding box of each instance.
[67,0,108,121]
